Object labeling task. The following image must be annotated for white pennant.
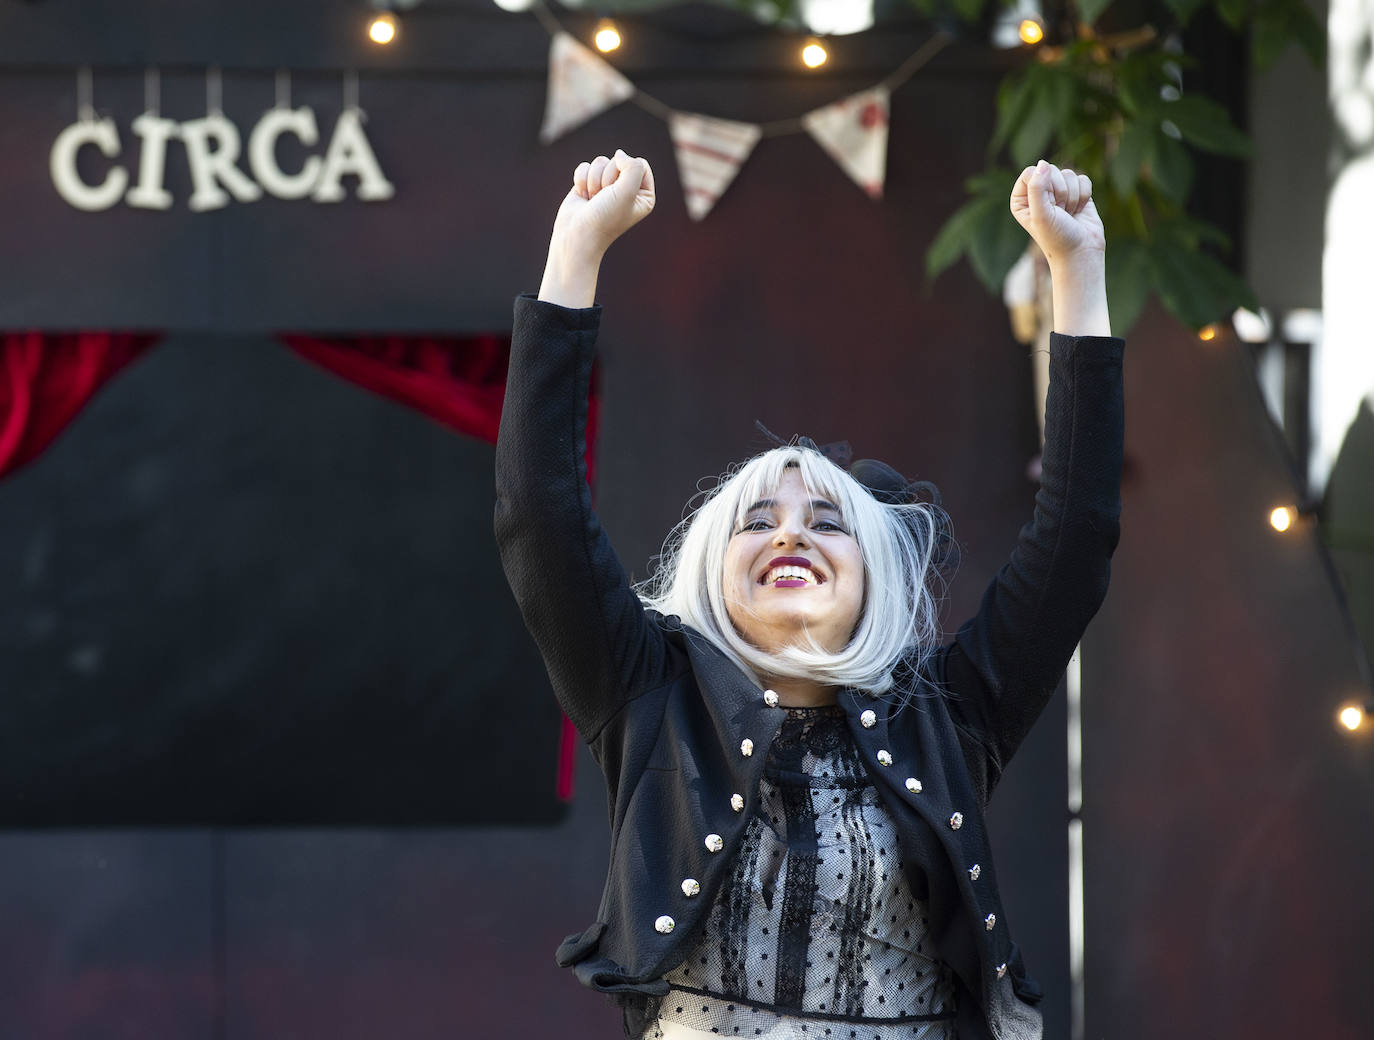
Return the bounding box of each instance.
[540,32,635,144]
[669,112,760,221]
[801,85,890,200]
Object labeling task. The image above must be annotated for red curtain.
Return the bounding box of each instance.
[1,332,596,802]
[280,336,600,484]
[281,337,510,444]
[0,333,160,480]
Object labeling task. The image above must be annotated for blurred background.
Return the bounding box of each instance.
[0,0,1370,1036]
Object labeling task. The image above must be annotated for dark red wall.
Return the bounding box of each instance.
[1083,307,1374,1037]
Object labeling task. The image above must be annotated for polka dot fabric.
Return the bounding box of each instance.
[648,706,957,1039]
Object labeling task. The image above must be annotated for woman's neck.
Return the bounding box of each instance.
[763,676,840,708]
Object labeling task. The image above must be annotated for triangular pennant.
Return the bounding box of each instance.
[668,112,761,221]
[539,32,635,144]
[801,86,890,200]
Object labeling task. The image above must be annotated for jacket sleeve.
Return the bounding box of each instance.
[494,294,674,742]
[939,332,1124,784]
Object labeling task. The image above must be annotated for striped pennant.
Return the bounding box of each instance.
[669,112,761,222]
[801,85,890,200]
[540,32,635,144]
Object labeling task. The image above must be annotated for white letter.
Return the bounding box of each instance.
[125,112,179,210]
[248,106,323,200]
[312,109,395,203]
[49,118,128,212]
[179,113,263,212]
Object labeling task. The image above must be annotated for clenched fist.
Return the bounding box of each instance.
[1010,160,1105,265]
[551,149,656,261]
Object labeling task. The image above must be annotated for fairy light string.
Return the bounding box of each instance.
[528,0,952,139]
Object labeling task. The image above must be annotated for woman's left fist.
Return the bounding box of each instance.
[1010,160,1105,264]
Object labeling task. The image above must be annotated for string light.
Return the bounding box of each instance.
[1339,704,1365,732]
[801,39,829,69]
[1019,19,1045,45]
[368,11,398,45]
[1198,323,1221,342]
[1232,307,1272,343]
[1269,506,1293,532]
[594,20,622,53]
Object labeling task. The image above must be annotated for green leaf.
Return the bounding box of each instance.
[1252,1,1326,69]
[1009,98,1057,170]
[1162,95,1252,158]
[1290,2,1327,65]
[967,194,1030,292]
[1105,237,1152,337]
[1109,121,1151,196]
[1167,214,1233,250]
[1009,67,1074,167]
[950,0,985,21]
[1116,67,1159,119]
[926,196,997,280]
[1150,240,1259,328]
[1077,0,1114,26]
[1215,0,1249,30]
[991,72,1036,158]
[1252,10,1288,68]
[1146,134,1194,202]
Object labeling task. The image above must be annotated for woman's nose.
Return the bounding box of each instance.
[773,518,809,547]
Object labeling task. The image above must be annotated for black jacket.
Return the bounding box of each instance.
[495,295,1124,1039]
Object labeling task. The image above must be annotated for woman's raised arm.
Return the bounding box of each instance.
[939,161,1123,791]
[496,151,674,744]
[538,149,656,309]
[1009,159,1111,337]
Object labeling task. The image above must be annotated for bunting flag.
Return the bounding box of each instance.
[539,31,635,144]
[669,112,761,221]
[801,85,891,200]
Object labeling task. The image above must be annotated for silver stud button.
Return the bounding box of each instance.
[763,689,779,707]
[860,709,877,728]
[949,812,964,830]
[740,738,754,757]
[681,878,701,898]
[997,963,1008,979]
[984,913,996,931]
[730,793,745,812]
[876,749,893,766]
[705,833,724,853]
[968,863,981,881]
[655,915,676,934]
[905,778,923,794]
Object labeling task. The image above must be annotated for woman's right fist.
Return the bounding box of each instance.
[550,149,656,259]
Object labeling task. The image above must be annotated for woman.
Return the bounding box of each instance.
[495,150,1122,1040]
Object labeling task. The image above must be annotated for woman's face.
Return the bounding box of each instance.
[722,467,865,655]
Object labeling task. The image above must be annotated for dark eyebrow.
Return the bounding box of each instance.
[742,497,842,515]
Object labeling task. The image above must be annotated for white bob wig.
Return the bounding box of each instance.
[635,445,953,700]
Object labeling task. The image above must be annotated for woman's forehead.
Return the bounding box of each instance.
[738,462,848,512]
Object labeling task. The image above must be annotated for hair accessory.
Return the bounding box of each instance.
[754,421,941,508]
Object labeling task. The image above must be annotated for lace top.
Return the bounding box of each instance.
[646,705,958,1038]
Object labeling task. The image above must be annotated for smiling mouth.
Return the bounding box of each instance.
[759,563,823,587]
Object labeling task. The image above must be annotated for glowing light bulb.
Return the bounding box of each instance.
[802,41,828,68]
[1269,507,1293,532]
[1339,705,1365,731]
[368,12,397,45]
[1019,19,1044,45]
[1198,323,1221,342]
[594,21,622,53]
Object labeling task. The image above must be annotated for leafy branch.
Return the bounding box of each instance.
[916,0,1323,334]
